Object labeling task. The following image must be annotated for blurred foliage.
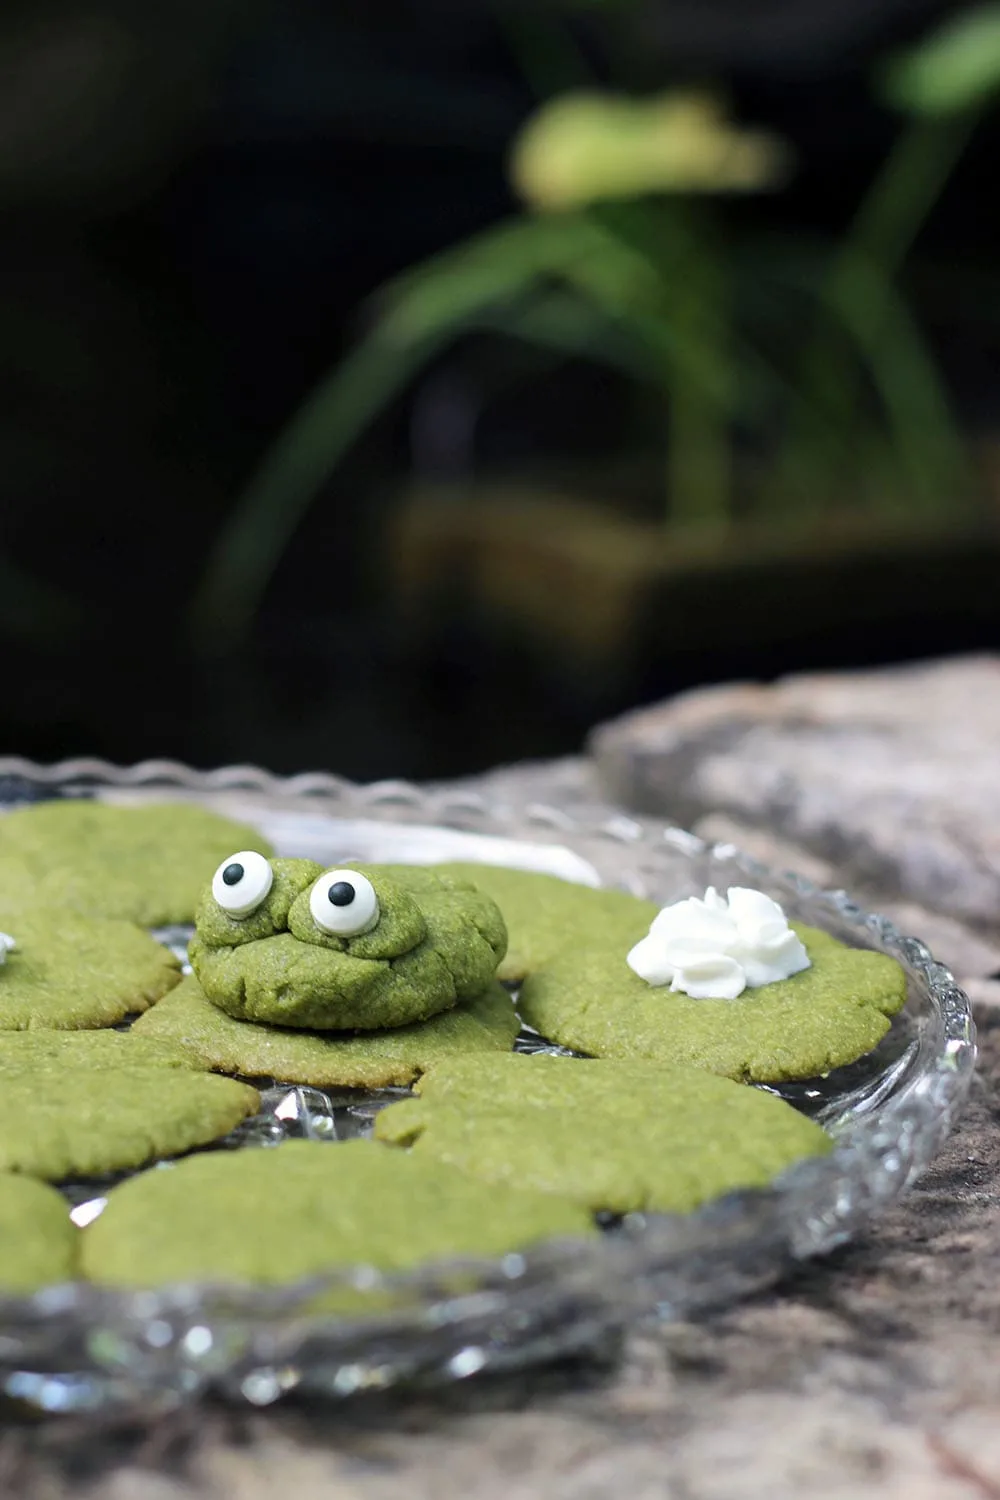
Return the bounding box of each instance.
[880,3,1000,116]
[510,90,790,206]
[172,6,998,642]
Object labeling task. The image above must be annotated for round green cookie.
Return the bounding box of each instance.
[518,922,907,1082]
[433,863,658,982]
[81,1139,593,1304]
[376,1053,832,1215]
[0,1174,78,1292]
[0,1031,260,1180]
[132,973,520,1088]
[0,911,180,1030]
[190,860,507,1030]
[0,800,274,926]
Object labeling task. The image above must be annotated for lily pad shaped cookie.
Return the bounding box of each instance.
[0,911,180,1030]
[0,1174,78,1292]
[434,863,658,982]
[81,1139,593,1302]
[0,800,275,926]
[0,1031,260,1180]
[518,921,907,1082]
[376,1053,832,1214]
[132,974,520,1088]
[190,859,507,1030]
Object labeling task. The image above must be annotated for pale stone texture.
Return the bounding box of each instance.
[591,655,1000,952]
[690,816,1000,984]
[960,977,1000,1009]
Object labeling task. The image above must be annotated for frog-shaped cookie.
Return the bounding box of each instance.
[190,856,507,1031]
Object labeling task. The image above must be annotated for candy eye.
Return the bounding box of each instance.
[211,851,274,918]
[309,869,379,936]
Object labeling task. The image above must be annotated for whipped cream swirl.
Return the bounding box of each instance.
[626,886,810,1000]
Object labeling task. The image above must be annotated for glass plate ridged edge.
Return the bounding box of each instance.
[0,756,977,1416]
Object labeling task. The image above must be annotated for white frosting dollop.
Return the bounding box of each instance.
[0,933,16,965]
[626,886,810,999]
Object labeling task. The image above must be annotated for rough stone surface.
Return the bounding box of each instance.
[690,815,1000,986]
[690,813,839,888]
[590,654,1000,946]
[962,977,1000,1009]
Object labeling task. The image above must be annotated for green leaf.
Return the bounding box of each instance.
[188,321,459,649]
[477,289,660,382]
[881,4,1000,117]
[189,208,749,644]
[509,90,790,209]
[374,215,595,343]
[188,216,601,645]
[825,256,970,510]
[770,250,968,512]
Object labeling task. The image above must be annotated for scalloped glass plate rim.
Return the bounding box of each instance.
[0,756,977,1409]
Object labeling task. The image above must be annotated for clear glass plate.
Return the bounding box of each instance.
[0,757,976,1416]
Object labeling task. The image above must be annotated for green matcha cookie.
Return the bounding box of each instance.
[0,800,275,927]
[81,1139,593,1302]
[376,1053,832,1215]
[518,922,907,1082]
[132,973,520,1087]
[190,859,507,1030]
[433,863,658,982]
[0,1031,260,1180]
[0,1174,78,1292]
[0,911,180,1030]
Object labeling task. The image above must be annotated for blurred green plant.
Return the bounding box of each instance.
[774,2,1000,503]
[509,90,789,205]
[881,3,1000,114]
[191,5,1000,648]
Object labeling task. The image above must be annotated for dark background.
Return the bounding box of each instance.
[2,0,998,779]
